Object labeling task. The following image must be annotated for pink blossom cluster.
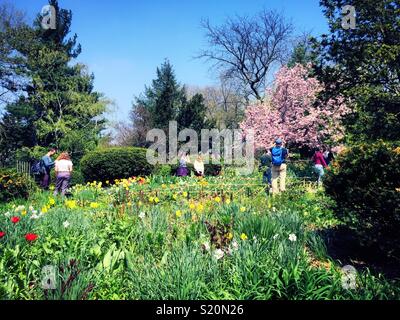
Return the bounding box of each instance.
[241,64,350,149]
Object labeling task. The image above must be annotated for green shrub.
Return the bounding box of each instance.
[324,141,400,260]
[287,160,315,179]
[80,147,153,183]
[152,164,172,176]
[0,169,36,202]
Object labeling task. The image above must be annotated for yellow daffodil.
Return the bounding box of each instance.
[41,206,48,214]
[240,233,248,241]
[149,197,154,203]
[65,200,77,209]
[196,203,204,212]
[199,180,208,187]
[240,207,246,212]
[21,210,27,216]
[225,199,231,205]
[90,202,99,209]
[214,196,221,203]
[226,232,233,240]
[162,184,166,189]
[189,203,196,210]
[183,191,188,198]
[154,197,160,204]
[138,201,143,206]
[48,198,55,206]
[175,210,182,218]
[172,194,177,200]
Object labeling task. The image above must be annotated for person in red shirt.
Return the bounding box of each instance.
[312,147,328,184]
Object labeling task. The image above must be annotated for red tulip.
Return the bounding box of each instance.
[0,231,5,239]
[11,216,20,224]
[25,233,38,242]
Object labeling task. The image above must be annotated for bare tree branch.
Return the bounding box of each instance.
[197,9,293,101]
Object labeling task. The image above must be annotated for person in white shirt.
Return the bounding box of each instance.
[54,152,73,196]
[194,154,205,177]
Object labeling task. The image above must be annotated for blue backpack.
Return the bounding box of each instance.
[31,159,45,176]
[271,147,284,166]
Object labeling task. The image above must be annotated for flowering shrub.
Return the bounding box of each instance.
[0,169,36,202]
[240,64,350,149]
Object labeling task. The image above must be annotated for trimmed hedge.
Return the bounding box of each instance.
[0,169,36,202]
[80,147,153,183]
[324,141,400,259]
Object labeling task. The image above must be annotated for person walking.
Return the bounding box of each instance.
[176,152,190,177]
[259,149,272,189]
[312,147,328,184]
[40,148,56,190]
[53,152,73,196]
[270,138,288,194]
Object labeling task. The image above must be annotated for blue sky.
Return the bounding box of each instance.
[10,0,329,123]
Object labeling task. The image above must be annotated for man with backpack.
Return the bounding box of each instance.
[40,148,57,190]
[270,138,288,195]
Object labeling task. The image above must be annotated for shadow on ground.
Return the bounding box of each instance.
[318,225,400,280]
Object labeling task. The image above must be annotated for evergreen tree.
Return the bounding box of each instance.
[176,93,208,133]
[312,0,400,142]
[288,38,316,68]
[135,60,185,132]
[0,0,107,164]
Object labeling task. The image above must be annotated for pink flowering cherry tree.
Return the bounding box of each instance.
[241,64,350,150]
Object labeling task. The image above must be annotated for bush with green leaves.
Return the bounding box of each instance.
[0,169,36,202]
[80,147,153,182]
[324,141,400,260]
[152,164,172,176]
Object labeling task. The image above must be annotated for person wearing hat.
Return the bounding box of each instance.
[270,138,288,194]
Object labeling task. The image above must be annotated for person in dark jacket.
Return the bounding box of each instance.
[40,148,57,190]
[259,149,272,187]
